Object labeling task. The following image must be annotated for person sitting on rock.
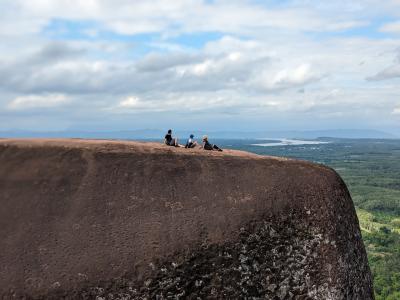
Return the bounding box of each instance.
[202,135,222,151]
[164,129,178,147]
[185,134,198,148]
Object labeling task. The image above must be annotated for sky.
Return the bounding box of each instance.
[1,0,400,134]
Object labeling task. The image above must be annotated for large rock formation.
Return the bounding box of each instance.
[0,139,373,299]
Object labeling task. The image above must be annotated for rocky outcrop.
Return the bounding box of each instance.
[0,139,373,299]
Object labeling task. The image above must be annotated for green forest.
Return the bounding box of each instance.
[221,138,400,299]
[330,140,400,300]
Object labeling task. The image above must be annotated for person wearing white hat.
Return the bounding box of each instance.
[202,135,222,151]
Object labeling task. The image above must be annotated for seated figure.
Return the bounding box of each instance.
[185,134,198,148]
[202,135,222,152]
[164,129,178,147]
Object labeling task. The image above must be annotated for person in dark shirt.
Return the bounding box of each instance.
[164,129,178,146]
[185,134,198,148]
[202,135,222,151]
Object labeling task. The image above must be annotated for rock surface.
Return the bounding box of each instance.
[0,139,374,299]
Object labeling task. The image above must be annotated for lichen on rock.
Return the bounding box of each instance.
[74,211,357,299]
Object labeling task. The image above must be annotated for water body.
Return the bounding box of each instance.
[251,138,331,147]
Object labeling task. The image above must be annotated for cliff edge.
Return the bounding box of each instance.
[0,139,374,299]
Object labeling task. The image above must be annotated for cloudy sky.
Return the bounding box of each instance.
[1,0,400,133]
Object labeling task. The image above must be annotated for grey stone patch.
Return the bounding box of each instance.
[45,211,351,300]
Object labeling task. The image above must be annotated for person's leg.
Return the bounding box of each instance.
[213,144,223,151]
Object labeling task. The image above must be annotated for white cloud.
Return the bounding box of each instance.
[367,65,400,81]
[380,21,400,33]
[7,94,68,110]
[136,52,203,72]
[393,106,400,114]
[366,49,400,81]
[118,96,141,108]
[325,20,369,31]
[271,64,316,86]
[0,0,400,132]
[204,36,260,54]
[253,64,321,91]
[0,0,372,39]
[116,96,158,110]
[108,90,249,114]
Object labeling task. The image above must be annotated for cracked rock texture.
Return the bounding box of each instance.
[0,139,373,299]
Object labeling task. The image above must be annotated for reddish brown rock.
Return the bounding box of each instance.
[0,139,373,299]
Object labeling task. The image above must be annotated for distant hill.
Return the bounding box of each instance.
[198,129,398,139]
[0,129,397,140]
